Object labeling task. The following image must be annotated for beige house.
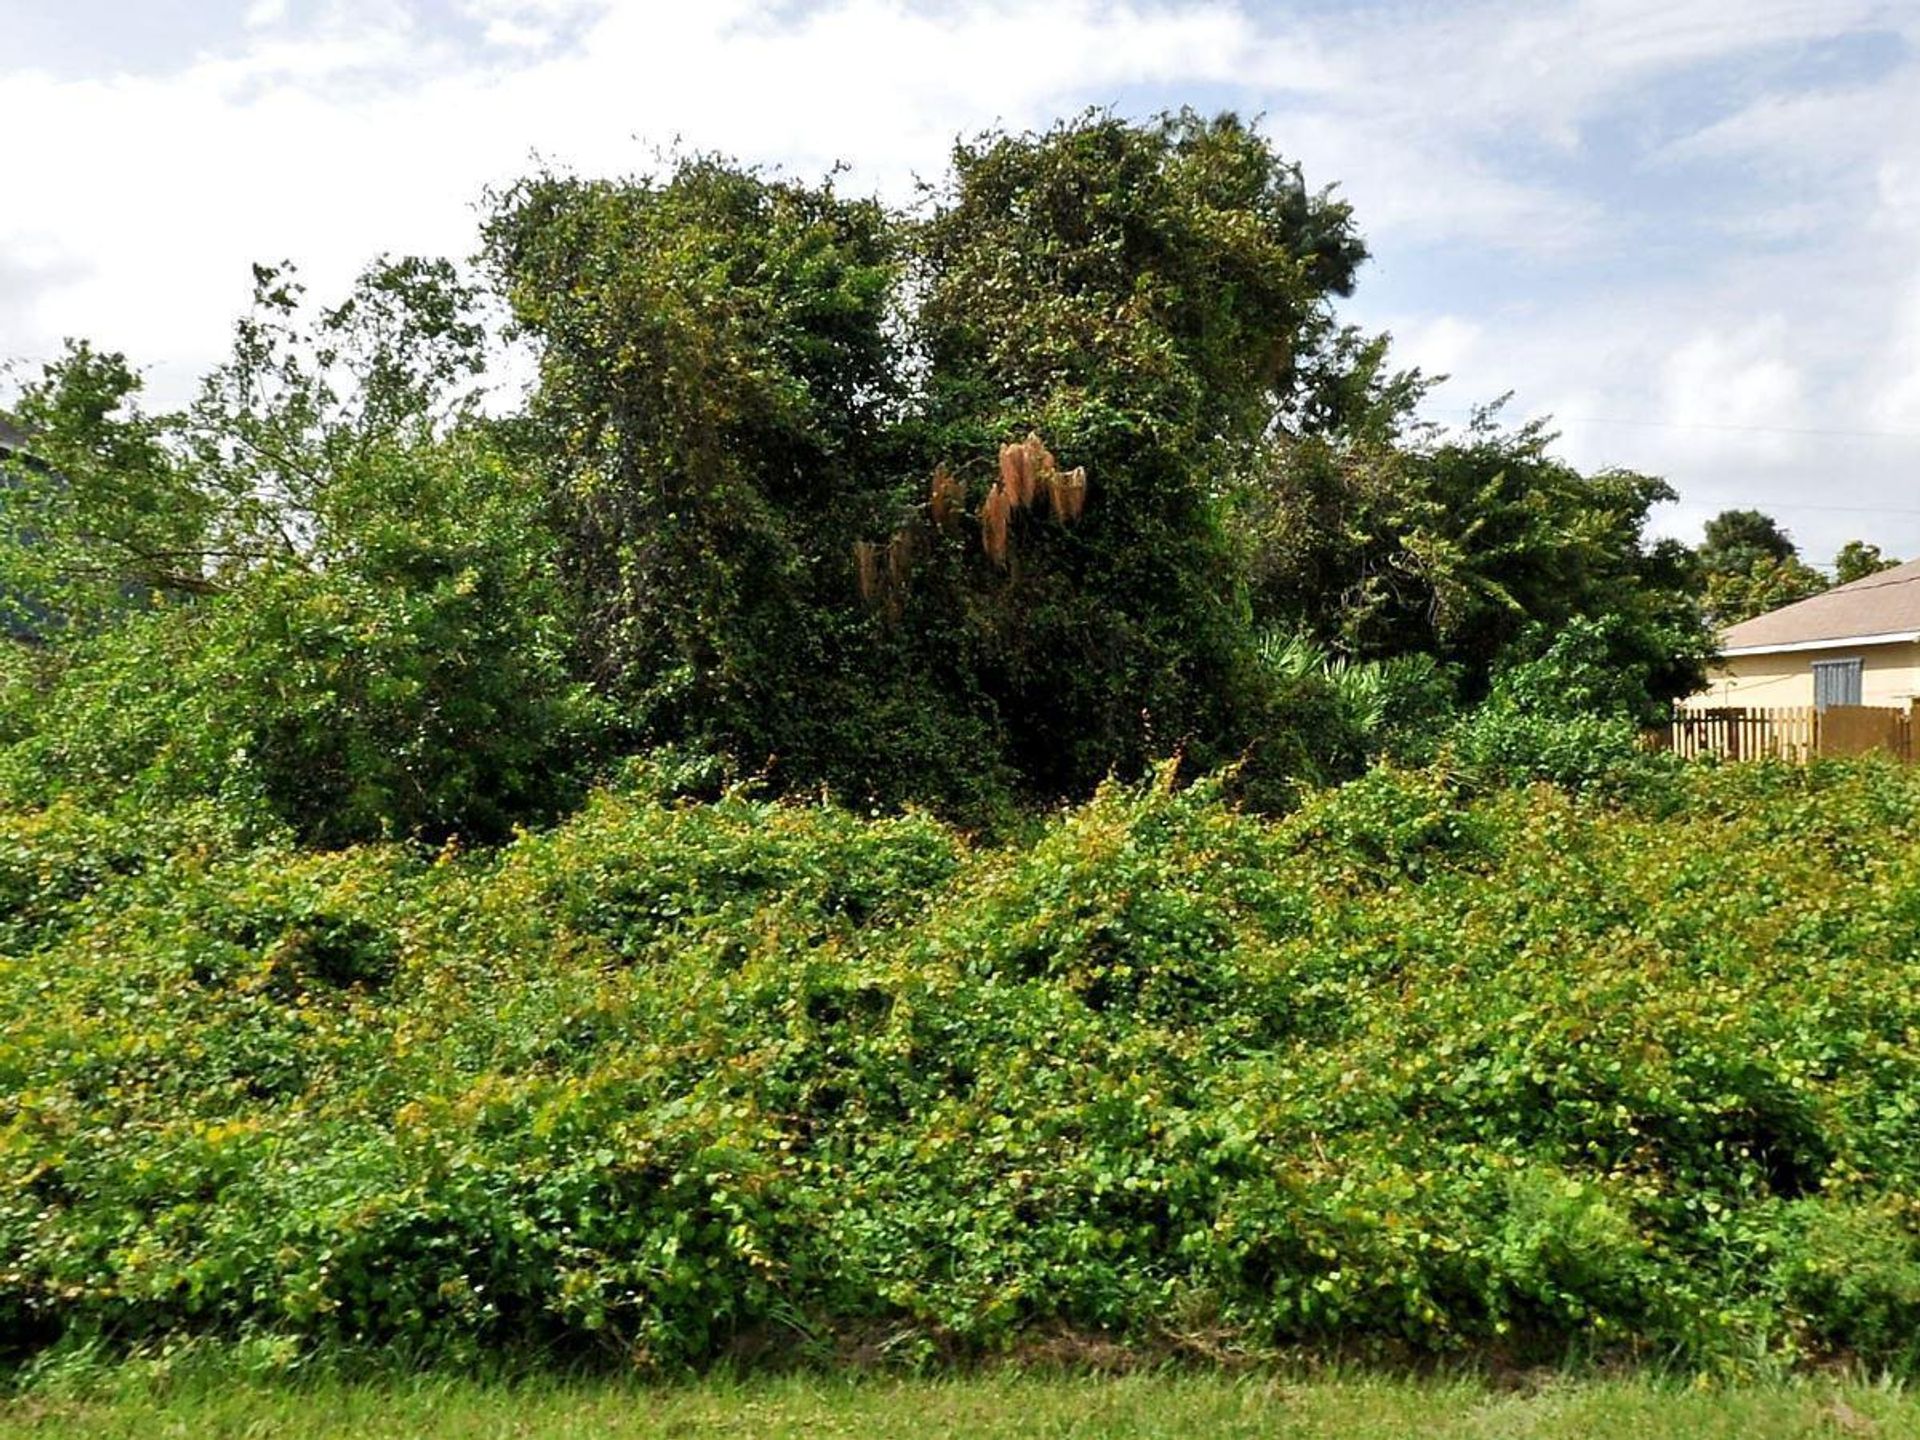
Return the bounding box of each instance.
[1689,558,1920,710]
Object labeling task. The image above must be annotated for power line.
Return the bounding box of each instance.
[1421,406,1920,528]
[1424,408,1920,442]
[1730,502,1920,518]
[1562,416,1920,441]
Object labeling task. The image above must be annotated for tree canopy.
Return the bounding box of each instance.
[1692,509,1899,627]
[1835,539,1900,586]
[1,110,1737,838]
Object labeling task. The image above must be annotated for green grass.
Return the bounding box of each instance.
[2,1370,1917,1439]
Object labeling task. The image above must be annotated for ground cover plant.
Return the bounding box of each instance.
[6,755,1920,1377]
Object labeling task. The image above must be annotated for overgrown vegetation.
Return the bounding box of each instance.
[1,111,1908,1384]
[1,112,1720,836]
[7,758,1920,1375]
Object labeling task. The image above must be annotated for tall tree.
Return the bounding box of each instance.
[1696,508,1825,625]
[483,158,1022,813]
[1699,508,1796,573]
[1240,408,1711,707]
[908,110,1369,793]
[1834,539,1899,585]
[0,260,594,844]
[485,115,1377,806]
[0,343,211,634]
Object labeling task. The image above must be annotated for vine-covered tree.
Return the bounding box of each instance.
[908,110,1372,794]
[3,109,1720,831]
[485,113,1384,807]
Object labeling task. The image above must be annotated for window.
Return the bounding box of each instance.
[1812,657,1863,710]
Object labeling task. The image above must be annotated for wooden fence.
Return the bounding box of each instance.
[1652,704,1914,763]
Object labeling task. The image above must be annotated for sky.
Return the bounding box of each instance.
[2,0,1918,560]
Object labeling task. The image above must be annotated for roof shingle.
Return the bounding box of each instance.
[1720,558,1920,651]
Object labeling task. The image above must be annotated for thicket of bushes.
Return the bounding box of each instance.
[1,114,1710,841]
[7,755,1920,1375]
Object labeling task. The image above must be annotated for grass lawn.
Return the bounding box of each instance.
[2,1370,1917,1438]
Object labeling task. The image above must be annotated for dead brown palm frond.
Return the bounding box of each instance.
[929,465,965,532]
[980,482,1012,567]
[1048,464,1087,522]
[1023,431,1057,493]
[1000,441,1035,509]
[853,540,881,600]
[887,526,915,590]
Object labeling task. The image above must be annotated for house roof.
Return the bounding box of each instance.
[1720,558,1920,655]
[0,416,28,457]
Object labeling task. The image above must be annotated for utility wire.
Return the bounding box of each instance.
[1423,408,1920,442]
[1723,503,1920,518]
[1422,407,1920,527]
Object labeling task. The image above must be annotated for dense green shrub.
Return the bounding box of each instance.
[6,759,1920,1373]
[1239,415,1710,708]
[1762,1200,1920,1370]
[1446,618,1681,798]
[1449,707,1658,796]
[0,440,601,847]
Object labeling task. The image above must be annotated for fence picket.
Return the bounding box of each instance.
[1660,704,1913,764]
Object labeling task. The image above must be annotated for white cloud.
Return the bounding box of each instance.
[1,0,1916,561]
[458,0,603,48]
[1871,276,1920,431]
[482,18,552,48]
[1480,0,1891,134]
[0,0,1362,408]
[1389,314,1485,384]
[1255,108,1600,251]
[1661,319,1807,456]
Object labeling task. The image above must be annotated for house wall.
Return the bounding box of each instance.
[1684,640,1920,709]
